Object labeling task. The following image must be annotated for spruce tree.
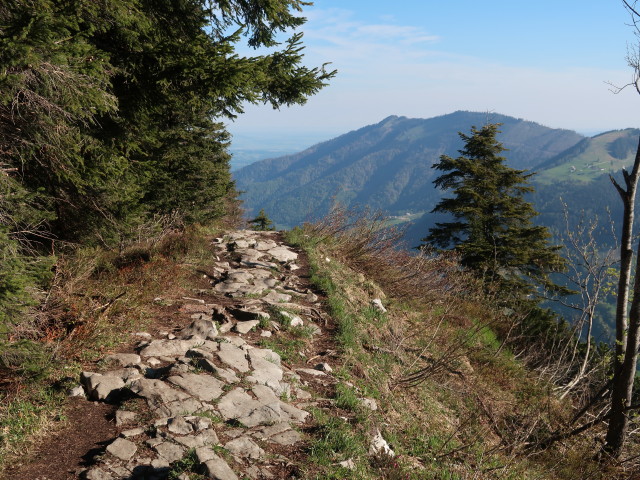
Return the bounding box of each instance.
[0,0,335,326]
[422,123,566,295]
[249,209,275,231]
[1,0,336,242]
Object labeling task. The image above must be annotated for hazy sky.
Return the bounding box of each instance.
[227,0,640,145]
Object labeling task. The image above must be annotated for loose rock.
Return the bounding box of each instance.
[106,438,137,462]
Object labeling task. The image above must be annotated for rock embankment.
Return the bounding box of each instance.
[76,230,331,480]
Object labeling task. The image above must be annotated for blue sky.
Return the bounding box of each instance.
[228,0,639,148]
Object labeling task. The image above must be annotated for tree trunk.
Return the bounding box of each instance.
[604,257,640,457]
[609,138,640,366]
[604,136,640,457]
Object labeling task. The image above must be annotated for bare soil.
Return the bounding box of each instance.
[3,399,116,480]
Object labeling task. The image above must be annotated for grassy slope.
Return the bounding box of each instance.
[535,130,637,185]
[0,227,222,469]
[285,220,634,479]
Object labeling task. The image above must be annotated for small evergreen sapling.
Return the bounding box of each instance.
[249,209,275,231]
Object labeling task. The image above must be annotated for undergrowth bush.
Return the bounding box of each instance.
[290,205,477,303]
[0,220,221,469]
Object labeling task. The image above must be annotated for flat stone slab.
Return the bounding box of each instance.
[84,467,114,480]
[228,270,255,282]
[279,402,309,424]
[154,441,187,463]
[216,342,250,372]
[220,335,247,347]
[270,429,302,445]
[121,427,145,438]
[130,378,188,402]
[253,278,279,289]
[252,384,279,405]
[239,403,282,428]
[214,282,247,294]
[193,358,240,383]
[167,415,194,435]
[106,437,137,461]
[167,373,225,402]
[174,429,219,448]
[217,388,282,427]
[251,422,292,440]
[266,246,298,262]
[254,240,279,251]
[139,339,203,358]
[104,353,141,367]
[154,397,204,418]
[249,269,274,279]
[115,410,136,426]
[233,320,260,335]
[203,454,239,480]
[217,388,257,421]
[225,436,265,459]
[81,372,125,401]
[262,290,292,304]
[195,445,217,463]
[234,320,260,334]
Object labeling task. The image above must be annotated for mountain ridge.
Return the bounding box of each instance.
[234,111,584,228]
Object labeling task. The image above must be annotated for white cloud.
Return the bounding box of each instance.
[302,8,440,52]
[229,8,640,138]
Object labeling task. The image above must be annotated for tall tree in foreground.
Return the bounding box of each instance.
[602,0,640,458]
[422,123,566,296]
[0,0,335,326]
[604,135,640,458]
[0,0,336,241]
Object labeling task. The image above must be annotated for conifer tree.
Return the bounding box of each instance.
[249,209,275,231]
[422,123,566,295]
[0,0,335,326]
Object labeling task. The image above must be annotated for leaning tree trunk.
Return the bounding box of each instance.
[604,137,640,458]
[605,256,640,457]
[609,139,640,370]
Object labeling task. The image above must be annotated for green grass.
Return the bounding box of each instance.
[168,449,206,480]
[535,130,637,185]
[258,337,306,363]
[334,383,361,411]
[0,386,66,463]
[306,409,369,477]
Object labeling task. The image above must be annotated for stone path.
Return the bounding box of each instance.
[75,230,330,480]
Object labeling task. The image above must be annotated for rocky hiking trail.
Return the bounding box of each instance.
[6,230,376,480]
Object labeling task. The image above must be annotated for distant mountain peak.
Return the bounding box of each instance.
[234,112,584,229]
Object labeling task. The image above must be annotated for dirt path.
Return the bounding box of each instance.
[6,230,340,480]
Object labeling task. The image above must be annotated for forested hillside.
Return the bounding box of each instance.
[0,0,334,329]
[234,111,583,228]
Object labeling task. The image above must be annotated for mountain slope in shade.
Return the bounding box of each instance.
[234,111,584,228]
[402,128,640,249]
